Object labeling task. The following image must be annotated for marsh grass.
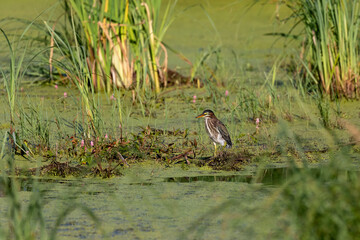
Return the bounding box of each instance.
[0,28,27,134]
[18,103,51,152]
[0,25,50,156]
[45,18,104,138]
[287,0,360,98]
[53,0,177,93]
[189,46,241,105]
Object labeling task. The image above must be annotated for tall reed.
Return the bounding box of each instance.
[45,18,103,138]
[0,29,27,134]
[58,0,176,93]
[288,0,360,98]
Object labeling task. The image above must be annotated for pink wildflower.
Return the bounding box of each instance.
[193,95,197,103]
[64,92,68,98]
[90,141,94,147]
[110,94,116,101]
[225,90,229,96]
[81,139,85,147]
[55,84,58,89]
[105,134,108,139]
[256,118,260,129]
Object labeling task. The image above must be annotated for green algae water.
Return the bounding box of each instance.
[0,167,287,239]
[164,0,293,69]
[3,167,358,239]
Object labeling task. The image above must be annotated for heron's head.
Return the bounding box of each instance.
[196,109,215,119]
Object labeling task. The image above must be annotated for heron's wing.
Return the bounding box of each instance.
[217,120,233,147]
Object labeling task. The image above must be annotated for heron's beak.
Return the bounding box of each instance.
[196,114,205,118]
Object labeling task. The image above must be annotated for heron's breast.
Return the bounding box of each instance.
[205,118,226,146]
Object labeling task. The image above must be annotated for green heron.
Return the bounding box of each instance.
[196,110,232,156]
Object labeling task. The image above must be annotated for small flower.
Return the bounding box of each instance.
[64,92,68,98]
[225,90,229,96]
[26,151,30,156]
[54,84,58,89]
[256,118,260,130]
[105,134,108,139]
[192,95,197,103]
[90,141,94,147]
[81,139,85,147]
[110,94,116,101]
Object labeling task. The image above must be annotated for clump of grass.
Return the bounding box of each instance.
[0,28,27,134]
[234,87,276,122]
[0,25,46,152]
[51,0,176,93]
[45,17,104,138]
[287,0,360,98]
[18,104,51,152]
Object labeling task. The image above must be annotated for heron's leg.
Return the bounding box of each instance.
[213,142,217,157]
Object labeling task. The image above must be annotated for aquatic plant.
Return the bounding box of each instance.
[0,29,27,134]
[45,17,104,137]
[18,104,51,151]
[235,88,273,121]
[192,95,197,103]
[287,0,360,98]
[0,25,48,154]
[190,46,224,104]
[51,0,176,93]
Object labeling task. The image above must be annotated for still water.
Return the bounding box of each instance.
[0,167,293,239]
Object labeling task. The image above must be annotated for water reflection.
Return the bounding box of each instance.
[165,167,360,185]
[165,167,293,185]
[2,167,357,195]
